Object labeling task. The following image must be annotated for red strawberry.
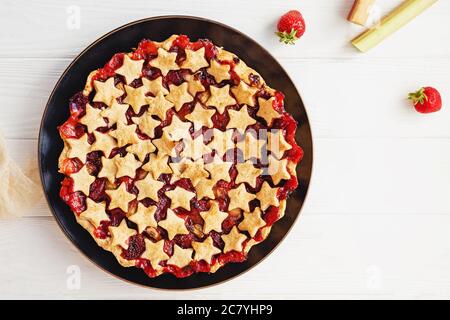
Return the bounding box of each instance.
[408,87,442,114]
[276,10,306,45]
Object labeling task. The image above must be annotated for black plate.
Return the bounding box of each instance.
[38,16,313,290]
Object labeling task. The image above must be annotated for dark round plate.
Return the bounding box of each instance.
[38,16,313,290]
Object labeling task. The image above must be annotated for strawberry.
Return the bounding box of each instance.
[408,86,442,114]
[276,10,306,45]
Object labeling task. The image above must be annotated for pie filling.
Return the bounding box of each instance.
[58,34,303,278]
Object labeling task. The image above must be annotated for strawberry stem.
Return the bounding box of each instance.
[276,28,299,45]
[408,87,428,105]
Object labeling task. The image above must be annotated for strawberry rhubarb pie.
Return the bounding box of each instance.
[58,35,303,278]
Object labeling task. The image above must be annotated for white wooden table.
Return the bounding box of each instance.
[1,0,450,299]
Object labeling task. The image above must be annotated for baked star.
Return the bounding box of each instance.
[227,105,256,132]
[222,226,247,253]
[147,91,174,120]
[200,201,228,233]
[207,59,230,83]
[133,112,160,138]
[206,85,237,114]
[149,48,180,76]
[142,239,169,268]
[152,133,178,157]
[238,207,265,237]
[123,85,149,114]
[267,155,290,185]
[181,47,209,72]
[115,55,144,84]
[108,219,137,249]
[207,129,234,157]
[162,115,192,141]
[79,104,106,132]
[235,160,263,188]
[257,97,281,126]
[91,131,117,158]
[126,139,156,162]
[267,130,292,159]
[256,182,279,210]
[228,183,256,212]
[66,134,91,162]
[128,203,157,233]
[109,123,140,147]
[100,101,129,126]
[142,153,173,179]
[192,236,221,264]
[165,82,193,111]
[135,173,164,201]
[204,155,232,183]
[93,77,124,106]
[195,178,216,199]
[71,165,95,195]
[142,77,169,96]
[81,199,109,228]
[165,187,196,211]
[158,209,189,239]
[236,131,264,160]
[185,103,215,131]
[98,156,117,183]
[106,182,136,212]
[167,244,193,268]
[180,159,209,186]
[231,81,258,106]
[115,153,141,178]
[181,134,212,160]
[185,73,205,96]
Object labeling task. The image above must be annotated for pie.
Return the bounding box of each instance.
[58,35,304,278]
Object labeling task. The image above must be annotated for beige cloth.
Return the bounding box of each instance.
[0,133,42,218]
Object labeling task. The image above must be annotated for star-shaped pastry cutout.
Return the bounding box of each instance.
[181,134,212,160]
[115,55,144,84]
[206,85,237,114]
[162,115,192,141]
[207,129,234,157]
[71,165,95,195]
[267,155,290,185]
[228,183,256,212]
[200,201,228,233]
[165,82,193,111]
[235,160,263,188]
[149,48,180,76]
[128,203,157,233]
[142,77,169,96]
[152,133,178,157]
[81,199,109,228]
[109,123,140,147]
[256,182,280,210]
[135,173,164,201]
[267,130,292,159]
[93,77,124,107]
[231,81,258,106]
[204,155,232,183]
[195,178,216,199]
[108,219,137,249]
[185,103,215,131]
[222,226,247,253]
[167,244,193,268]
[185,73,205,96]
[123,85,149,114]
[141,239,169,268]
[66,134,91,162]
[165,187,196,211]
[79,104,106,133]
[106,182,136,212]
[91,131,117,158]
[158,209,189,239]
[234,60,264,86]
[100,101,129,126]
[238,207,266,237]
[126,139,155,162]
[181,47,209,72]
[115,153,141,178]
[178,159,209,186]
[98,156,117,183]
[227,105,256,132]
[142,154,173,179]
[192,236,221,264]
[147,91,174,120]
[133,112,160,138]
[207,59,230,83]
[257,97,281,126]
[236,132,264,160]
